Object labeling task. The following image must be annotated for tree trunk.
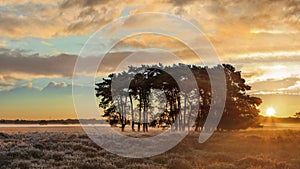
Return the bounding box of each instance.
[138,93,142,132]
[143,96,147,132]
[129,95,135,132]
[120,96,125,132]
[183,95,187,131]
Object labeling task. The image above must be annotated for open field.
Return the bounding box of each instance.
[1,127,300,169]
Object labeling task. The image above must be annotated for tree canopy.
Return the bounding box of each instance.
[95,64,262,132]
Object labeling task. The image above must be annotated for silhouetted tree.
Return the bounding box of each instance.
[294,112,300,118]
[95,63,262,132]
[217,64,262,130]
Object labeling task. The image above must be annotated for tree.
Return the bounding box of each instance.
[294,112,300,118]
[217,64,262,130]
[95,63,262,132]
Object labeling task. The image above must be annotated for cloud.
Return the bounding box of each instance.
[2,81,72,95]
[249,77,300,94]
[0,50,77,77]
[0,0,118,38]
[22,82,33,88]
[179,0,300,56]
[41,41,53,46]
[0,3,64,39]
[0,75,20,90]
[250,28,299,34]
[0,0,299,57]
[0,46,202,82]
[167,0,198,6]
[223,50,300,64]
[0,83,14,91]
[0,47,181,81]
[41,81,71,96]
[59,0,111,9]
[241,71,265,79]
[278,81,300,94]
[113,34,189,52]
[239,63,300,86]
[0,0,56,6]
[46,81,67,88]
[0,40,7,47]
[0,1,299,87]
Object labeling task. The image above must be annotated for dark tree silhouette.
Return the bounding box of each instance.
[95,64,262,132]
[216,64,262,130]
[294,112,300,118]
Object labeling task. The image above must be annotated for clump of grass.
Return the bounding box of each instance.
[205,152,235,163]
[11,160,32,169]
[0,132,10,139]
[74,157,110,169]
[124,163,154,169]
[236,155,289,169]
[206,162,236,169]
[167,158,193,169]
[151,155,169,165]
[245,135,264,142]
[45,151,65,161]
[0,152,11,167]
[26,147,45,159]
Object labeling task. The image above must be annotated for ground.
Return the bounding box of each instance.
[0,129,299,169]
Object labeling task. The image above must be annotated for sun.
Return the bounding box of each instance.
[266,107,276,116]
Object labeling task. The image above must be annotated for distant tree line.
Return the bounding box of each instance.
[0,119,105,125]
[95,64,262,132]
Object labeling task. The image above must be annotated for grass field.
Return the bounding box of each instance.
[1,128,300,169]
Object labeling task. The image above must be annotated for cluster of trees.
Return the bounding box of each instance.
[294,112,300,118]
[95,64,262,132]
[0,119,105,125]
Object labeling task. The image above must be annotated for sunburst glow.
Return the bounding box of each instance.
[266,107,276,116]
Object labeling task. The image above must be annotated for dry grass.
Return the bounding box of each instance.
[1,130,300,168]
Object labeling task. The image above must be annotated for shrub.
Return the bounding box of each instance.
[11,160,31,169]
[27,148,45,159]
[75,160,116,169]
[167,158,193,169]
[0,133,9,139]
[206,152,235,163]
[0,152,11,167]
[236,156,289,169]
[124,163,153,169]
[207,162,236,169]
[151,155,169,165]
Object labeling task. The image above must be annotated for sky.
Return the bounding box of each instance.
[0,0,300,119]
